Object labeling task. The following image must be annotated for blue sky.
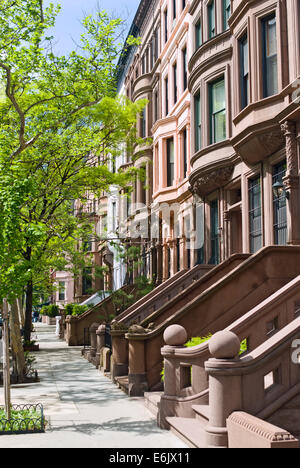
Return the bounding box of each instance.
[44,0,141,55]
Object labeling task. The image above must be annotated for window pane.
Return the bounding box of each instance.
[249,177,262,253]
[212,80,226,112]
[167,138,175,186]
[195,93,201,151]
[273,161,287,245]
[210,78,226,143]
[208,0,215,38]
[196,20,202,48]
[214,110,226,141]
[262,15,278,97]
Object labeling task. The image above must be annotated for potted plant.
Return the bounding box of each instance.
[40,305,60,325]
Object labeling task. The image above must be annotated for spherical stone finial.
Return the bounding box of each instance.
[164,325,188,346]
[209,330,240,359]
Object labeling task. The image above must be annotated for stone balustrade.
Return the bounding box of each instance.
[127,246,300,398]
[205,320,300,447]
[159,275,300,427]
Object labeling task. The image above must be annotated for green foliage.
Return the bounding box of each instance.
[184,335,213,348]
[0,1,147,310]
[0,406,44,432]
[40,304,59,318]
[161,335,248,382]
[63,303,89,317]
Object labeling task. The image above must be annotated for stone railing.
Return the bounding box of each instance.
[109,264,215,382]
[125,246,300,396]
[65,285,131,346]
[204,320,300,447]
[159,275,300,425]
[227,412,299,448]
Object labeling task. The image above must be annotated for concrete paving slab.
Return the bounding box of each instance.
[0,324,187,449]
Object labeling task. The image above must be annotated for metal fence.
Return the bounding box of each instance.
[0,404,45,435]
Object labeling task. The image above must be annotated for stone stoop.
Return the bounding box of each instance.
[144,392,163,418]
[192,405,210,425]
[166,417,207,448]
[115,375,129,394]
[165,404,209,448]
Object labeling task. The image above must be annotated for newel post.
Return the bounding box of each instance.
[158,325,188,429]
[65,315,78,346]
[89,322,100,364]
[205,330,242,449]
[96,324,106,369]
[126,325,149,397]
[110,328,129,382]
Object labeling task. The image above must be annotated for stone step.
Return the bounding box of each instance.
[267,409,300,437]
[115,375,129,394]
[144,392,163,418]
[192,405,210,425]
[166,417,207,448]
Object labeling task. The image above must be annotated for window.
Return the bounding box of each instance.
[173,0,177,20]
[154,89,159,122]
[58,282,65,301]
[262,14,278,98]
[140,107,146,138]
[182,47,188,90]
[182,128,188,178]
[195,18,202,49]
[185,216,191,269]
[165,76,169,115]
[223,0,231,31]
[112,202,117,232]
[82,268,92,296]
[209,78,226,144]
[141,54,146,74]
[240,34,249,109]
[249,176,263,253]
[194,92,201,151]
[83,236,92,252]
[164,9,168,43]
[166,137,175,187]
[208,0,216,39]
[173,62,178,104]
[182,0,186,10]
[126,191,131,218]
[153,29,159,64]
[209,199,220,264]
[273,161,287,245]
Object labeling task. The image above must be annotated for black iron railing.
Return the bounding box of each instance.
[0,404,45,435]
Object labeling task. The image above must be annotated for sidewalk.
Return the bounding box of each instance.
[0,324,187,448]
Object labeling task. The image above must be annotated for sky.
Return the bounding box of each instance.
[44,0,141,55]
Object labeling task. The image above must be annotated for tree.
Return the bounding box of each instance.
[0,2,146,346]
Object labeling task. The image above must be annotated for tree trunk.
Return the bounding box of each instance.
[17,297,25,328]
[2,299,11,419]
[24,280,33,343]
[9,301,26,383]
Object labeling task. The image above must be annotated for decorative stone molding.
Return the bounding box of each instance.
[190,165,234,198]
[111,322,128,332]
[227,412,299,448]
[128,324,148,334]
[229,412,296,441]
[281,121,298,176]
